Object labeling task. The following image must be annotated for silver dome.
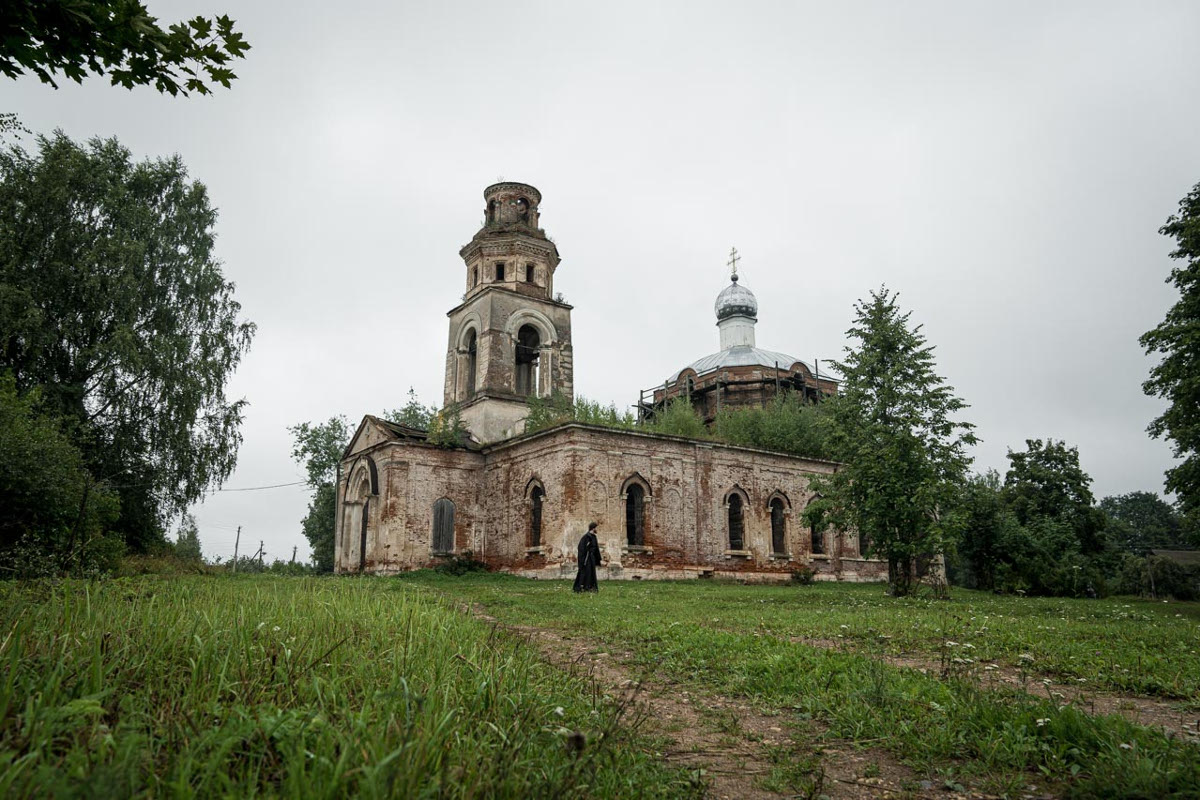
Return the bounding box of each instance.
[714,276,758,321]
[668,346,810,383]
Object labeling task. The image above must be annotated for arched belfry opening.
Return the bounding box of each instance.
[464,328,477,397]
[515,324,541,397]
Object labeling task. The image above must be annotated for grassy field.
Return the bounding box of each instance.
[0,576,699,798]
[405,573,1200,798]
[2,573,1198,798]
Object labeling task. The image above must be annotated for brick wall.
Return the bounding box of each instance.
[338,419,885,583]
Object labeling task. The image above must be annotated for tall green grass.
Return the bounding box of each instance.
[0,576,699,798]
[410,573,1200,798]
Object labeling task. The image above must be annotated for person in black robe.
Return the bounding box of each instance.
[572,522,602,593]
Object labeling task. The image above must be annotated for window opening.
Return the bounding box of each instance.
[770,498,786,554]
[811,524,824,555]
[529,486,544,547]
[496,262,505,281]
[728,493,745,550]
[432,498,455,554]
[472,266,478,286]
[515,324,541,397]
[626,483,646,546]
[525,263,536,283]
[464,329,477,396]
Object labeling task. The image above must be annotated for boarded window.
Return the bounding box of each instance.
[529,486,544,547]
[770,498,786,554]
[728,494,745,550]
[432,498,455,554]
[625,483,646,546]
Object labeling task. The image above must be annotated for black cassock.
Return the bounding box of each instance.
[572,531,601,593]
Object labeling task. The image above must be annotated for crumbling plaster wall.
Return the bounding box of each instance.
[340,423,886,583]
[481,425,881,581]
[336,441,484,574]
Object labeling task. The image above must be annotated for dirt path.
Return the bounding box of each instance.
[790,636,1200,741]
[471,608,979,799]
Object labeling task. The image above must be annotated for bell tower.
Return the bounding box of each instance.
[444,182,574,443]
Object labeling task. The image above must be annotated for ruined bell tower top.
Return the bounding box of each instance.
[482,182,543,230]
[459,181,561,303]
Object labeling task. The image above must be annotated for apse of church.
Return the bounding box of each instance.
[335,183,885,583]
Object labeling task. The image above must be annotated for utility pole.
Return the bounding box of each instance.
[232,525,241,573]
[258,540,265,567]
[291,545,297,564]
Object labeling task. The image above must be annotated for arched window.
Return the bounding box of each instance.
[464,328,477,397]
[515,324,541,397]
[811,523,824,555]
[529,485,545,547]
[432,498,455,554]
[727,493,745,550]
[625,483,645,546]
[770,498,787,555]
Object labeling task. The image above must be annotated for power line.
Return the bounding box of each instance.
[213,480,309,493]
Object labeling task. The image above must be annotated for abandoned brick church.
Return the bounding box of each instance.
[335,182,885,582]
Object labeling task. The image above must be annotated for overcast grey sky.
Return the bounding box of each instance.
[8,1,1200,562]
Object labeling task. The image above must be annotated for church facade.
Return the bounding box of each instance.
[335,183,885,583]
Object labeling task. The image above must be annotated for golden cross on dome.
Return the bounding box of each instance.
[727,246,741,277]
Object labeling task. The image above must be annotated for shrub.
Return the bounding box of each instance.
[266,559,314,577]
[434,551,489,576]
[0,375,122,578]
[791,566,816,585]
